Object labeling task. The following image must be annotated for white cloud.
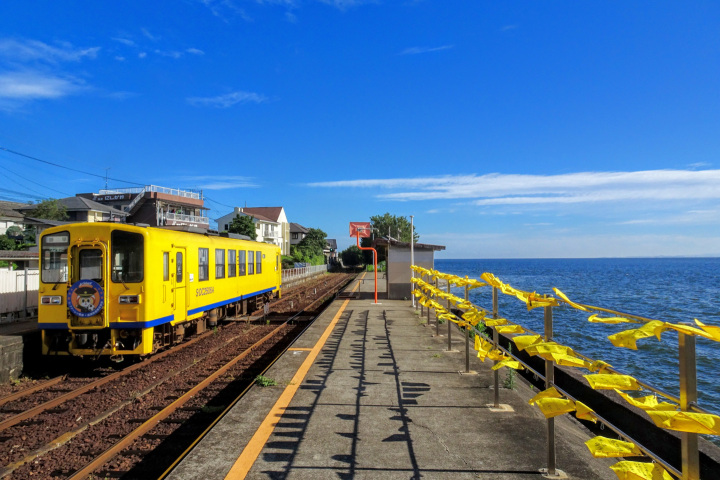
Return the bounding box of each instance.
[141,28,159,42]
[186,48,205,55]
[187,90,269,108]
[154,49,183,59]
[113,37,136,47]
[0,38,100,63]
[175,175,259,190]
[0,71,84,99]
[138,52,147,59]
[308,170,720,206]
[399,45,454,55]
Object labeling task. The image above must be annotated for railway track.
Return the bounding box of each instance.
[0,271,356,479]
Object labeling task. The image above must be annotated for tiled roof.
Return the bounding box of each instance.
[17,197,128,216]
[0,201,28,218]
[290,222,309,233]
[0,250,38,260]
[242,207,283,222]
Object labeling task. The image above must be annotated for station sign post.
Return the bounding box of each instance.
[349,222,378,304]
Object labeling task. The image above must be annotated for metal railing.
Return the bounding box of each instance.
[163,212,210,225]
[282,264,327,284]
[412,266,715,480]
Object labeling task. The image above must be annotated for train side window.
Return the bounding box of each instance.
[111,230,144,283]
[198,248,209,281]
[248,251,255,275]
[238,250,246,276]
[276,254,279,271]
[215,249,225,279]
[163,252,169,281]
[256,252,262,274]
[176,252,183,282]
[228,250,236,277]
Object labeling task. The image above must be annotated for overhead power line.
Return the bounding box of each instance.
[0,146,145,187]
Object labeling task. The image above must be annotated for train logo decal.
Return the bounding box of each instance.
[68,280,104,318]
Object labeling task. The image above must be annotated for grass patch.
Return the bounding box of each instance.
[255,375,277,387]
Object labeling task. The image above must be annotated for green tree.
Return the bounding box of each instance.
[0,234,15,250]
[291,228,327,266]
[340,245,364,266]
[227,214,257,240]
[360,213,419,263]
[25,199,69,221]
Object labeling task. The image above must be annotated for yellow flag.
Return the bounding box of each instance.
[474,334,481,351]
[585,437,642,458]
[512,334,542,351]
[588,313,638,324]
[588,360,613,373]
[609,461,673,480]
[438,313,458,324]
[575,401,598,423]
[695,319,720,342]
[487,349,506,362]
[457,301,474,310]
[496,324,526,334]
[485,318,509,327]
[615,390,677,412]
[480,272,502,288]
[466,278,487,290]
[525,291,560,310]
[608,320,665,350]
[528,386,562,405]
[462,309,485,326]
[584,374,641,391]
[646,410,720,435]
[525,342,575,358]
[491,359,523,371]
[662,322,716,341]
[550,353,590,369]
[552,287,589,311]
[534,397,576,418]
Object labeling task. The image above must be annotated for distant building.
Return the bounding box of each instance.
[217,207,290,255]
[77,185,209,229]
[324,239,338,261]
[290,223,309,246]
[17,197,128,224]
[0,201,27,235]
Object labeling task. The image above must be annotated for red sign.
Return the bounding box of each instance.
[349,222,372,238]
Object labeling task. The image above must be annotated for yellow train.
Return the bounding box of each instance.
[38,222,281,358]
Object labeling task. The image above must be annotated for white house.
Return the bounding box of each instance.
[216,207,290,255]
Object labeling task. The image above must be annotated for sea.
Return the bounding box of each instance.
[434,258,720,423]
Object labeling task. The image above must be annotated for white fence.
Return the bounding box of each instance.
[282,264,327,285]
[0,269,39,320]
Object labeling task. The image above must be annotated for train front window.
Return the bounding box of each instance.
[41,231,69,283]
[111,230,144,283]
[79,249,103,282]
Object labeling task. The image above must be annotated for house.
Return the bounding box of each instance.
[290,223,309,246]
[0,201,27,235]
[77,185,209,229]
[216,207,290,255]
[17,197,128,224]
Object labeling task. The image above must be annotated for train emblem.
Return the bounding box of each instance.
[68,280,105,317]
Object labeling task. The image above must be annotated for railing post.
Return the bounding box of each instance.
[544,305,556,476]
[434,276,439,336]
[420,272,424,317]
[492,287,499,407]
[464,284,470,373]
[679,330,699,480]
[446,278,452,351]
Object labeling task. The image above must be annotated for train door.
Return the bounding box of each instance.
[172,248,187,322]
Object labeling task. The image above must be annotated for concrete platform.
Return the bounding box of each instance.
[0,319,38,383]
[167,274,617,480]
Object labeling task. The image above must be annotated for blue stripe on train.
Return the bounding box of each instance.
[38,286,277,331]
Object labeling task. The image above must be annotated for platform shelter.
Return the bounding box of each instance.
[373,237,445,300]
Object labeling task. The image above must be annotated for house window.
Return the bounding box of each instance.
[292,233,298,240]
[228,249,236,277]
[248,251,255,275]
[239,250,246,276]
[198,248,209,281]
[215,249,225,279]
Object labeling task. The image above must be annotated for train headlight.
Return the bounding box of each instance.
[119,295,140,304]
[41,296,63,305]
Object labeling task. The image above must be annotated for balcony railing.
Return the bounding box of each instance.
[163,212,210,225]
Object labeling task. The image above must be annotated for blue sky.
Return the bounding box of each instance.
[0,1,718,258]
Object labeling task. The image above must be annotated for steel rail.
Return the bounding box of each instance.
[0,375,65,408]
[157,304,325,479]
[0,331,209,433]
[67,321,290,479]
